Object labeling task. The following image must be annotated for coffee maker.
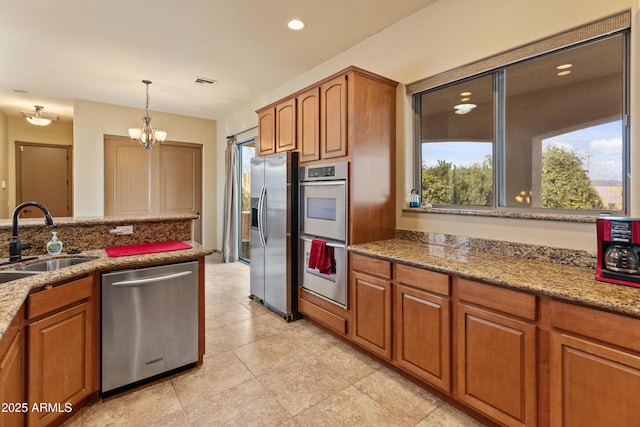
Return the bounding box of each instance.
[596,217,640,288]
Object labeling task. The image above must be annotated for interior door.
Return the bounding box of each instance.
[16,142,72,218]
[104,135,203,242]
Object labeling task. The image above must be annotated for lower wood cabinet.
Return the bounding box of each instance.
[456,278,537,427]
[26,275,97,427]
[0,307,25,427]
[394,265,450,392]
[550,300,640,427]
[352,270,392,360]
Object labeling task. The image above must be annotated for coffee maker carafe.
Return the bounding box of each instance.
[596,217,640,287]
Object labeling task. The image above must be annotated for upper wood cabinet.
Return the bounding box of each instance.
[297,87,321,162]
[275,98,296,153]
[257,108,276,156]
[320,74,348,159]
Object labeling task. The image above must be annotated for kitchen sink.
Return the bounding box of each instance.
[0,270,39,284]
[12,257,97,272]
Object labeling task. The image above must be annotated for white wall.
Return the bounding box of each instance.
[73,99,218,249]
[218,0,638,254]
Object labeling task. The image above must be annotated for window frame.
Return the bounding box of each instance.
[411,14,631,216]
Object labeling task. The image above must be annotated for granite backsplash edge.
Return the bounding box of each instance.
[395,229,597,269]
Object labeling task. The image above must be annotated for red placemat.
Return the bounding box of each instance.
[105,241,192,257]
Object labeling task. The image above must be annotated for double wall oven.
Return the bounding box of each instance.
[299,162,348,308]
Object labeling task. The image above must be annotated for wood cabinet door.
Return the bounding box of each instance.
[275,98,296,152]
[320,75,347,159]
[550,331,640,427]
[394,284,450,392]
[257,108,276,156]
[352,271,392,360]
[457,302,537,427]
[0,330,24,427]
[297,88,320,162]
[27,302,93,427]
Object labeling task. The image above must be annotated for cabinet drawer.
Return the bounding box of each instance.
[351,253,391,279]
[395,264,449,296]
[457,278,536,321]
[27,275,93,320]
[551,300,640,353]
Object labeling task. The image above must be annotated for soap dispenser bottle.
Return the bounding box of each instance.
[47,232,63,255]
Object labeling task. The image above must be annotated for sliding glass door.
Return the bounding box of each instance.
[238,139,256,263]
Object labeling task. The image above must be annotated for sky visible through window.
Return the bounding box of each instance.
[422,121,622,184]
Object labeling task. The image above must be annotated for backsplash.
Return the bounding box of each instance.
[395,229,597,269]
[0,215,194,258]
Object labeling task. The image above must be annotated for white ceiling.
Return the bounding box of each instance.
[0,0,436,123]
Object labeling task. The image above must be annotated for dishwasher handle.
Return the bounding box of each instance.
[111,270,193,287]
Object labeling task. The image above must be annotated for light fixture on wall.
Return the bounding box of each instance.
[128,80,167,150]
[21,105,58,126]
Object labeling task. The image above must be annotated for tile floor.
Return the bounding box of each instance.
[65,254,486,427]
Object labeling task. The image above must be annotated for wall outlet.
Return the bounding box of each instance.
[109,225,133,235]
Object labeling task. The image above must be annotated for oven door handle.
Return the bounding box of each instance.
[300,181,346,187]
[111,271,193,287]
[300,236,346,249]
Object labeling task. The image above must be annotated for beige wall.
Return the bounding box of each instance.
[219,0,638,254]
[73,100,218,249]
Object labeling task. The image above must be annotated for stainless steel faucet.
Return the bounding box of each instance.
[9,201,56,262]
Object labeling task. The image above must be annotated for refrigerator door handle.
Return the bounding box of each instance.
[258,185,267,247]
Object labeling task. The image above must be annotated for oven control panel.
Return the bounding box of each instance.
[301,162,348,181]
[308,166,335,178]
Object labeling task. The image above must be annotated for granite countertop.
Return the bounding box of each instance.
[349,238,640,319]
[0,242,213,341]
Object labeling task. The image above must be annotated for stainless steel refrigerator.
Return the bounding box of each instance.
[250,151,299,320]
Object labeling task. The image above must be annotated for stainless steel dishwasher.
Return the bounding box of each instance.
[101,261,199,395]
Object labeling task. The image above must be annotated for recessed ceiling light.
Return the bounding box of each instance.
[556,64,573,70]
[557,70,572,76]
[288,19,304,30]
[460,97,470,102]
[460,91,472,97]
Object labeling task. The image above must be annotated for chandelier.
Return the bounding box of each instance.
[128,80,167,149]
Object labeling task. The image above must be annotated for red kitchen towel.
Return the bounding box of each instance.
[308,239,334,274]
[105,241,192,257]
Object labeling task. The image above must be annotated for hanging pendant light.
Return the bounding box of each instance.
[128,80,167,149]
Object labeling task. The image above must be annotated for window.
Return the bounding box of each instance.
[414,20,629,215]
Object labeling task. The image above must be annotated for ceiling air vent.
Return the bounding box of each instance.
[193,77,217,87]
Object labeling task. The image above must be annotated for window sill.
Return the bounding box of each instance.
[402,206,600,223]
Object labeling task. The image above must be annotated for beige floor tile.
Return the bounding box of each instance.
[232,334,309,376]
[280,320,341,354]
[183,378,290,427]
[355,368,441,425]
[81,381,182,427]
[215,315,282,349]
[416,404,487,427]
[258,354,351,416]
[286,385,401,427]
[314,341,382,383]
[170,350,254,407]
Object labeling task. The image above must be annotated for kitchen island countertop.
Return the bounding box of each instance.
[0,242,213,341]
[349,238,640,319]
